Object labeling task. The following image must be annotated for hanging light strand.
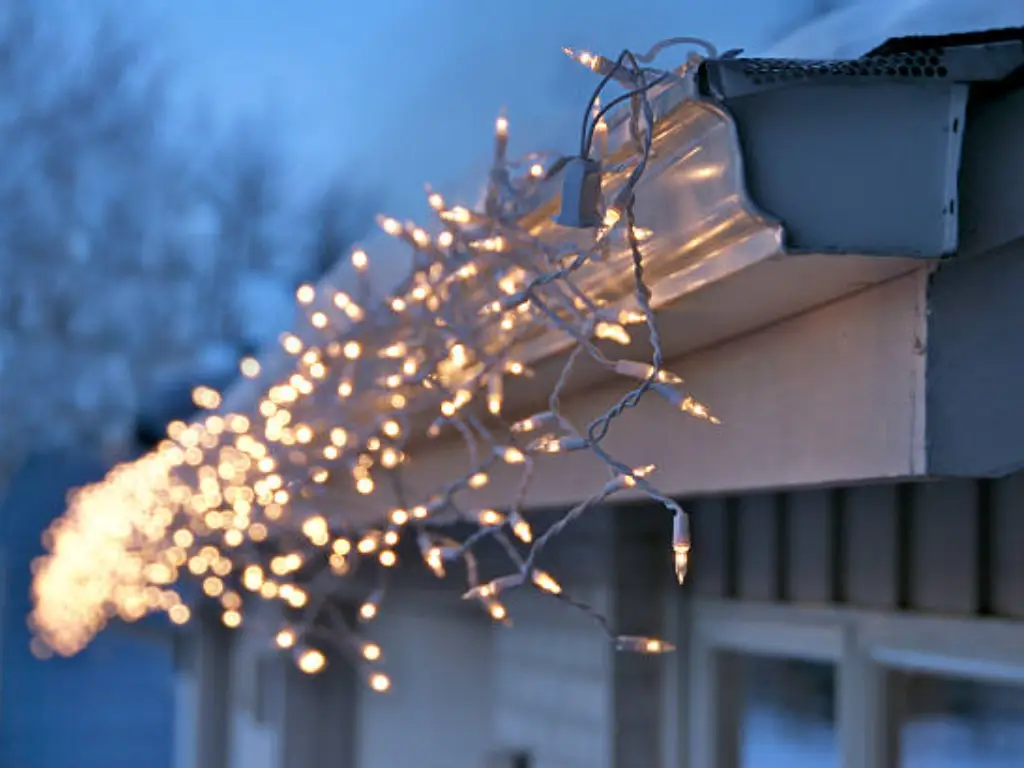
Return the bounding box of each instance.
[28,36,723,685]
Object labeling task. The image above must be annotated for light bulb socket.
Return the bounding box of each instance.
[556,157,603,228]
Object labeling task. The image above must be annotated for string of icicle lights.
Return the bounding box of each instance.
[30,37,722,690]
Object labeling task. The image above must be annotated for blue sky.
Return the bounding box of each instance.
[112,0,815,215]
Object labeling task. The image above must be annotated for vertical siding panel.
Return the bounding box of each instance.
[737,494,778,602]
[281,656,356,768]
[689,498,729,598]
[991,470,1024,617]
[785,490,834,604]
[612,507,669,768]
[911,480,978,614]
[489,508,615,768]
[359,593,494,768]
[845,484,900,609]
[493,591,612,768]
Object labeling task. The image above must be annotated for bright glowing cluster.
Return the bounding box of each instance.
[30,38,722,689]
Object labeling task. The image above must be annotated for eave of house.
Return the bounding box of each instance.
[218,29,1024,518]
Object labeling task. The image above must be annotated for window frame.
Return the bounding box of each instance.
[676,598,1024,768]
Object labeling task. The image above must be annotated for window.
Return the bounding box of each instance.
[686,602,843,768]
[740,656,837,767]
[684,601,1024,768]
[898,673,1024,767]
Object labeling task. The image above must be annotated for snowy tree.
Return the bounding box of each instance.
[0,1,372,471]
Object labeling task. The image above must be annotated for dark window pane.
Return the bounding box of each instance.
[739,655,838,767]
[899,672,1024,767]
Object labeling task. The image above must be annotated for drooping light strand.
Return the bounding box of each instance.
[28,35,724,688]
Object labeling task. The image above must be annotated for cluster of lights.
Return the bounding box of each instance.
[29,37,722,690]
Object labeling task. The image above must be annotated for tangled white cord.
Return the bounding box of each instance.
[29,37,722,688]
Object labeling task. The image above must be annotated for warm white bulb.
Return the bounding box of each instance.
[276,628,296,649]
[297,648,326,674]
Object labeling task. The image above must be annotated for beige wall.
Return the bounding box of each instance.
[352,584,616,768]
[491,589,614,768]
[388,267,928,512]
[356,591,493,768]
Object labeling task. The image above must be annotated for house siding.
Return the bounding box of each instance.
[352,508,636,768]
[355,589,493,768]
[0,453,176,768]
[493,587,613,768]
[687,473,1024,620]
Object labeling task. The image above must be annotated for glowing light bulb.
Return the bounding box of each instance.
[563,46,602,71]
[595,322,631,346]
[191,386,221,410]
[672,510,690,586]
[297,648,326,674]
[378,217,402,236]
[240,357,261,378]
[362,643,382,661]
[168,604,191,625]
[281,334,303,355]
[601,206,622,234]
[499,446,525,464]
[351,249,369,270]
[487,378,503,415]
[296,284,315,304]
[369,672,390,692]
[390,509,409,526]
[614,635,676,654]
[301,515,329,543]
[487,601,509,622]
[276,628,296,649]
[333,538,352,556]
[462,574,521,601]
[441,207,472,224]
[510,512,533,543]
[531,570,562,595]
[511,412,551,433]
[424,546,445,577]
[243,566,264,591]
[477,509,505,526]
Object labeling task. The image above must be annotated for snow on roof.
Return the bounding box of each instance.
[765,0,1024,60]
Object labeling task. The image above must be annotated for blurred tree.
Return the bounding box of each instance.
[0,1,371,471]
[205,125,292,351]
[305,174,378,282]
